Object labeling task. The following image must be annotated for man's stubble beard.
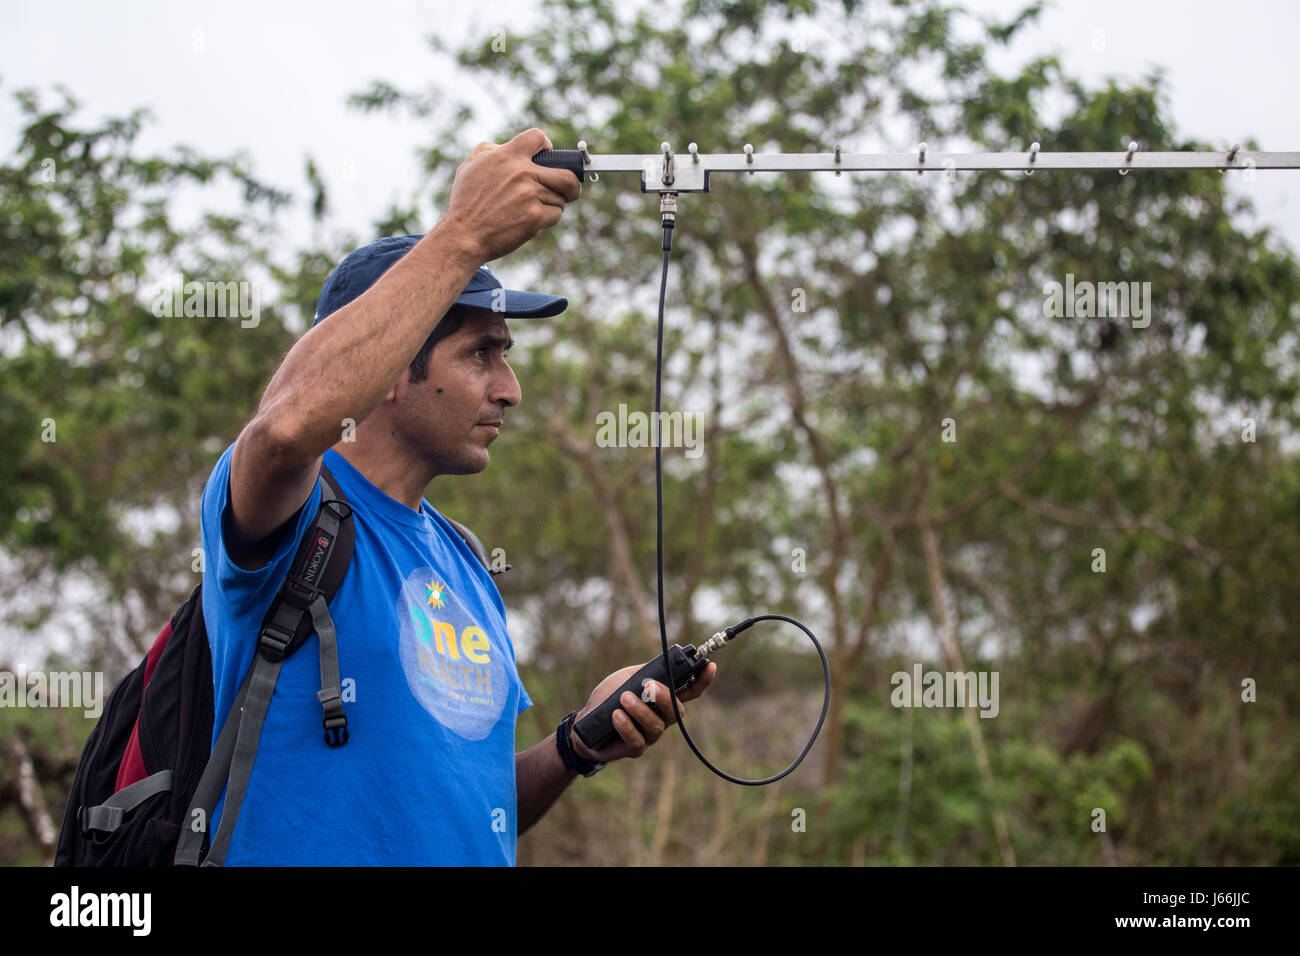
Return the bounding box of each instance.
[418,428,491,478]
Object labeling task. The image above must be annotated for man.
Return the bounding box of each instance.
[199,128,716,865]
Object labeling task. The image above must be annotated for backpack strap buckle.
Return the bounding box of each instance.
[318,687,349,748]
[258,622,294,662]
[323,719,349,748]
[278,572,320,612]
[79,804,123,840]
[77,770,175,842]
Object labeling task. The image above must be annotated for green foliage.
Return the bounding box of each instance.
[417,0,1300,865]
[3,0,1298,865]
[0,85,294,662]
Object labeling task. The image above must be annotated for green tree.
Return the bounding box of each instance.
[357,0,1300,864]
[4,0,1298,866]
[0,83,294,665]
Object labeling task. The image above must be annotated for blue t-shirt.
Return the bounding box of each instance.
[199,444,531,865]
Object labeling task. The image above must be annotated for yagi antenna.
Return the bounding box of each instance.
[533,141,1298,192]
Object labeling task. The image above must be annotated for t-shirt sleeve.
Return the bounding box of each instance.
[200,441,323,630]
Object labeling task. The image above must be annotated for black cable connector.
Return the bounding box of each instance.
[724,618,756,640]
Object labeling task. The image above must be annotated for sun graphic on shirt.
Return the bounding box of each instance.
[425,579,447,608]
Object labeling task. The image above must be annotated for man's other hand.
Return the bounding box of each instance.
[569,659,718,764]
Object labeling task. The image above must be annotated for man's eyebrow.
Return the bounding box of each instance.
[470,331,514,351]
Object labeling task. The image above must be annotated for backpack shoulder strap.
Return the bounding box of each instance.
[175,465,355,867]
[444,515,510,576]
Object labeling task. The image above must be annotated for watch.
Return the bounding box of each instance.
[556,711,606,777]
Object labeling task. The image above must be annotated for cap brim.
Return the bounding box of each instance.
[455,288,568,318]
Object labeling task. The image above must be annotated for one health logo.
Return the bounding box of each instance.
[397,567,509,740]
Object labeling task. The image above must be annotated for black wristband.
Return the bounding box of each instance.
[556,711,605,777]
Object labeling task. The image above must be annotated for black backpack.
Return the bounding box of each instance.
[54,465,500,867]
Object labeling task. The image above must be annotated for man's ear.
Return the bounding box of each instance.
[386,367,412,404]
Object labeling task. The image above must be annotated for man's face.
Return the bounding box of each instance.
[392,307,520,475]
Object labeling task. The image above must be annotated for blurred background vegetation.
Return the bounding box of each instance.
[2,0,1297,866]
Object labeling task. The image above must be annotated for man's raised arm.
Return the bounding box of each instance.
[223,128,580,570]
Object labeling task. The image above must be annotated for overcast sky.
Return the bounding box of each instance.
[3,0,1297,255]
[2,0,1297,668]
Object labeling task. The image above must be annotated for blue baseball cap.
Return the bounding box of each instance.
[312,234,567,326]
